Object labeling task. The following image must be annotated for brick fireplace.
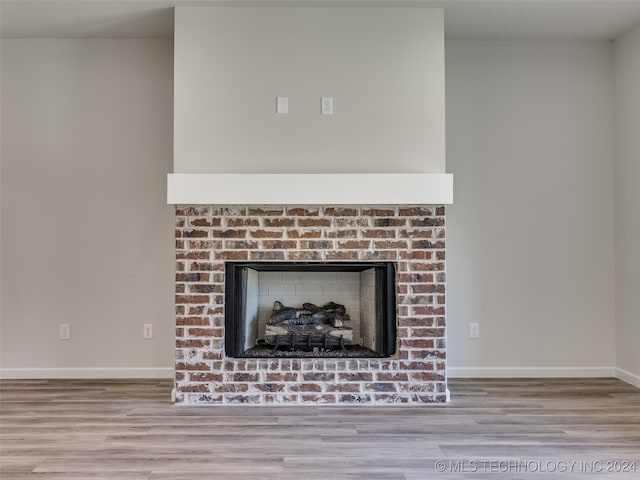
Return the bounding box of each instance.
[174,205,446,405]
[169,5,451,405]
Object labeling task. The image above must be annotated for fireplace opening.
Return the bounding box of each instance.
[224,262,396,358]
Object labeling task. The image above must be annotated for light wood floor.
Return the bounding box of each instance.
[1,378,639,479]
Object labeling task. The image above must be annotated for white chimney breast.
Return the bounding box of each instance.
[173,6,446,175]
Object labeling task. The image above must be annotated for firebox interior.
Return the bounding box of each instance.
[225,262,396,358]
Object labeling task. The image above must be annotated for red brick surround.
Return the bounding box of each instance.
[175,205,446,404]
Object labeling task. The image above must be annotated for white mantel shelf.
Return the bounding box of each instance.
[167,173,453,205]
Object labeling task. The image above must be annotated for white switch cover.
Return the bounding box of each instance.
[321,97,333,115]
[276,96,288,114]
[469,323,480,339]
[59,324,70,340]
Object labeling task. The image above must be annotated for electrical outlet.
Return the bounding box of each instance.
[469,323,480,339]
[276,96,288,114]
[59,324,70,340]
[143,323,153,339]
[321,96,333,115]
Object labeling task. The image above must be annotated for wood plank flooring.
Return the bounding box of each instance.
[1,378,639,479]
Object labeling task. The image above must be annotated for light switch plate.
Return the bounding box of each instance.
[59,324,70,340]
[469,323,480,339]
[321,97,333,115]
[276,96,288,114]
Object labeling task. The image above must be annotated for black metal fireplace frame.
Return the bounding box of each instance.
[224,262,397,358]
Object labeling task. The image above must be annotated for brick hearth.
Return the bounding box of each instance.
[174,205,446,405]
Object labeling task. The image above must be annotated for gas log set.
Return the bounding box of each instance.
[265,301,354,353]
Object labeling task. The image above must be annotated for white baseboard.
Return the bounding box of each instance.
[615,367,640,388]
[0,367,174,379]
[3,366,636,388]
[447,366,616,378]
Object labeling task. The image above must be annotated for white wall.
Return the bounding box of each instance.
[174,7,445,174]
[1,34,633,383]
[614,25,640,386]
[446,41,616,377]
[0,39,175,378]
